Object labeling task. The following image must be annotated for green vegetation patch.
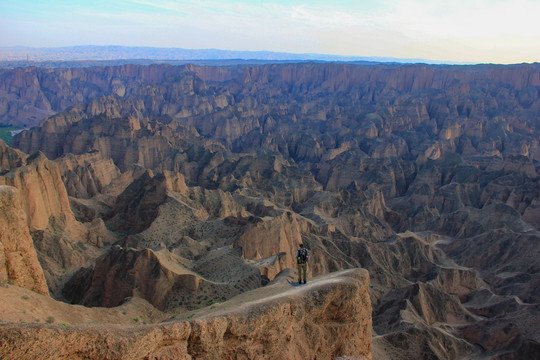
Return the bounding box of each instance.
[0,126,23,146]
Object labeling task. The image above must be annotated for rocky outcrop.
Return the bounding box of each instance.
[373,324,474,360]
[463,323,540,359]
[0,185,48,295]
[106,169,250,236]
[0,268,372,360]
[0,151,75,230]
[0,64,187,127]
[460,289,540,359]
[389,154,540,233]
[55,152,121,199]
[234,211,302,280]
[0,149,116,296]
[0,139,26,171]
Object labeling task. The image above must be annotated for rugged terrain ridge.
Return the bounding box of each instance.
[0,269,372,360]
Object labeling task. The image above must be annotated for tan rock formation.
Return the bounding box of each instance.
[0,139,26,171]
[55,152,121,199]
[234,211,302,280]
[65,241,265,312]
[0,150,117,296]
[433,267,486,299]
[0,151,75,230]
[0,185,48,295]
[0,268,372,360]
[107,169,249,237]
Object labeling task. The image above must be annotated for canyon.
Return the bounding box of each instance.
[1,62,539,359]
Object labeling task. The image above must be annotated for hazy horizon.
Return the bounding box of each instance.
[1,0,539,65]
[0,44,477,65]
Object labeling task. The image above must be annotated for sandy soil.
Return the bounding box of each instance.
[0,283,167,326]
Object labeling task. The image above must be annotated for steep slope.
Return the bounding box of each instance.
[0,185,48,295]
[0,151,76,230]
[0,139,26,170]
[0,149,115,296]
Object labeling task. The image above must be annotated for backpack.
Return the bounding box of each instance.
[297,248,308,264]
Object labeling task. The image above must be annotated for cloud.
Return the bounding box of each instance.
[380,0,540,39]
[1,0,539,63]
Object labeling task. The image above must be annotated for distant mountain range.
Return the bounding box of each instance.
[0,45,467,65]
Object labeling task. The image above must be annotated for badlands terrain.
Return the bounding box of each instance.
[1,62,540,359]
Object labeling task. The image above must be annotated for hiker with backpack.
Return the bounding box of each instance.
[296,243,309,284]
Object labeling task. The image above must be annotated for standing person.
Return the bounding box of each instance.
[296,243,309,284]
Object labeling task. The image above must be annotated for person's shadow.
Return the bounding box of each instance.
[287,280,304,287]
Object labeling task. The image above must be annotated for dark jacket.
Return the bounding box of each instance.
[296,248,309,264]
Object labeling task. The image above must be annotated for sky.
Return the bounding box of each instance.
[0,0,539,64]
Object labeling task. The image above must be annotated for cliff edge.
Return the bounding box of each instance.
[0,268,371,360]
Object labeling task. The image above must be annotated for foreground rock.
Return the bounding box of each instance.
[0,268,372,360]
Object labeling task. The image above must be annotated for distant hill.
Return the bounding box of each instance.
[0,45,464,65]
[0,58,343,69]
